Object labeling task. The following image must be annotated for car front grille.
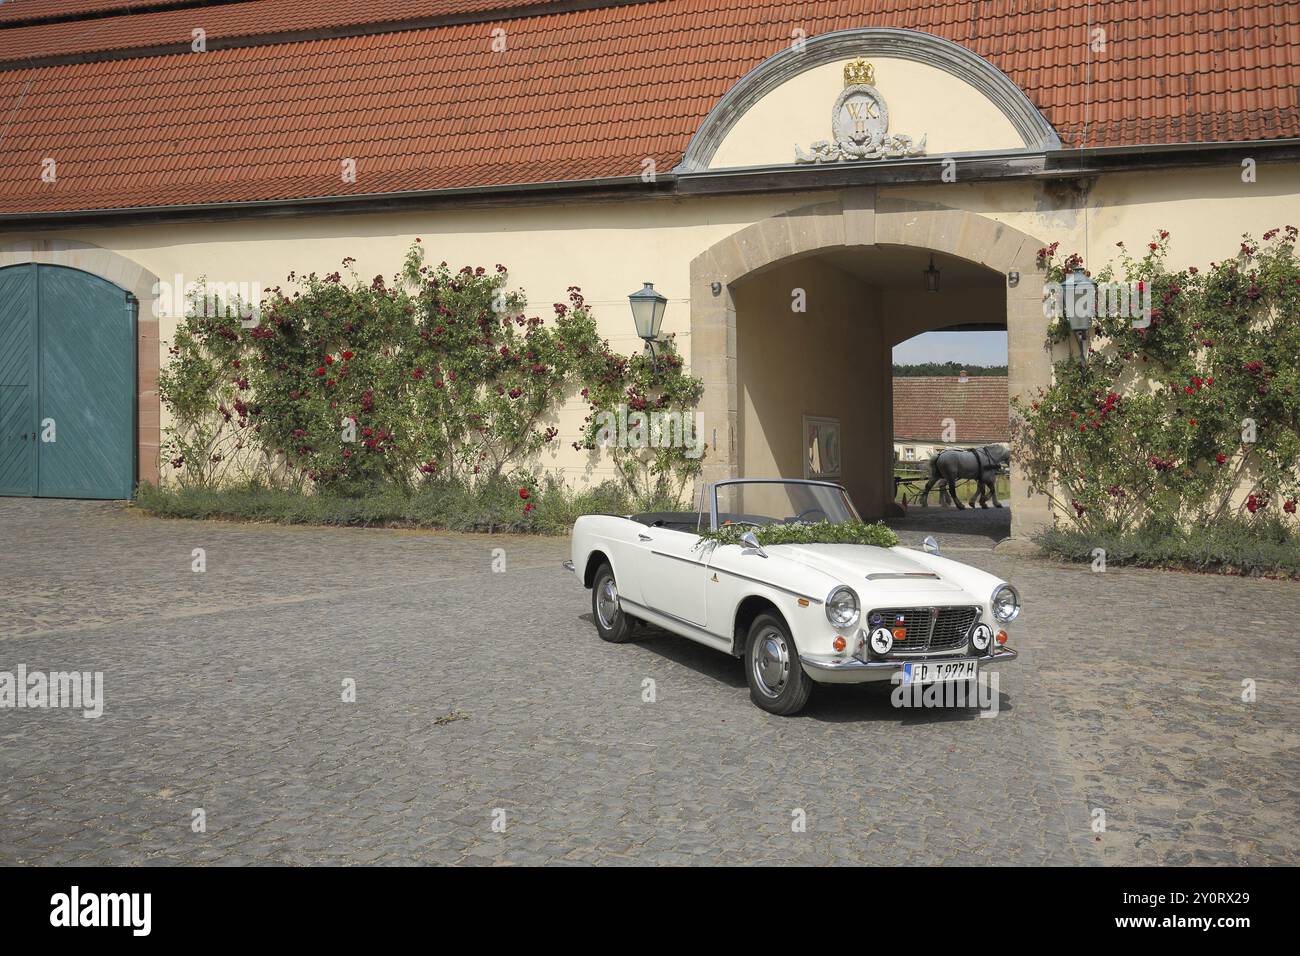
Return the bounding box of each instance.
[868,606,980,656]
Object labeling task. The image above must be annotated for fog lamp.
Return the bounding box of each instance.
[868,627,893,657]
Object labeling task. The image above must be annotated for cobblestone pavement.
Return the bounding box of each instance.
[0,499,1295,865]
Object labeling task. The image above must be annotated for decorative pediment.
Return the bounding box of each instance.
[794,59,927,164]
[678,28,1060,173]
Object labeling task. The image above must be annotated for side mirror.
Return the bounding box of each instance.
[739,530,768,558]
[923,535,941,555]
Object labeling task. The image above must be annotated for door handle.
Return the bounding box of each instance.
[637,533,653,542]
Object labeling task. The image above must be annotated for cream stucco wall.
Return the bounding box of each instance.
[4,194,825,488]
[734,257,889,515]
[707,56,1026,170]
[883,164,1300,274]
[4,159,1298,523]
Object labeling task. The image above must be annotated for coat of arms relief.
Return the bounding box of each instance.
[795,59,927,163]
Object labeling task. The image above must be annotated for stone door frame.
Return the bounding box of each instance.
[0,238,161,488]
[688,189,1054,537]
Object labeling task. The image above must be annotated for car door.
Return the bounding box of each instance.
[628,526,710,626]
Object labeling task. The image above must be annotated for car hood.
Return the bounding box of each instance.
[767,543,968,595]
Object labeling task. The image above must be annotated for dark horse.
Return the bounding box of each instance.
[918,445,1009,509]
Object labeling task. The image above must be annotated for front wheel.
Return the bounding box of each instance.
[591,563,637,643]
[744,613,812,715]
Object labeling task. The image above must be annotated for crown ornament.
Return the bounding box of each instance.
[843,58,875,87]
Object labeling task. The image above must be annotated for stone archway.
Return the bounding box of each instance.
[0,238,161,486]
[689,189,1053,537]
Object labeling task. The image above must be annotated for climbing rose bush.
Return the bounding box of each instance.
[1013,228,1300,534]
[160,243,704,505]
[575,331,706,504]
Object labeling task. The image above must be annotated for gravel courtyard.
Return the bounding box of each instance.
[1,499,1296,866]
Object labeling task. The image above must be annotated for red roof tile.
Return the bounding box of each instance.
[893,376,1009,444]
[1,0,1297,215]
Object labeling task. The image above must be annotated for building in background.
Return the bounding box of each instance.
[893,375,1009,465]
[1,0,1298,537]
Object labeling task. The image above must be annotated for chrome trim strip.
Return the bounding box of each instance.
[711,565,824,604]
[865,571,940,581]
[804,647,1018,672]
[651,545,825,604]
[649,544,824,604]
[649,549,706,567]
[619,597,731,651]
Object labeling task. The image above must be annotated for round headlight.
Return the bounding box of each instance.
[825,586,860,629]
[868,627,893,656]
[991,584,1021,623]
[970,623,992,652]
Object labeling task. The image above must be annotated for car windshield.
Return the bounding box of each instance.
[710,480,859,530]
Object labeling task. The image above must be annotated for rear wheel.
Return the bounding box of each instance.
[744,612,813,715]
[591,563,637,643]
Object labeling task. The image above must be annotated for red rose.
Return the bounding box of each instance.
[342,351,354,361]
[325,355,334,365]
[315,367,326,376]
[523,502,534,515]
[412,367,424,379]
[1215,453,1227,464]
[1285,500,1296,514]
[519,487,530,500]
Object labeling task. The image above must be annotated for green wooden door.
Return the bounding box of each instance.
[0,265,38,495]
[38,266,136,499]
[0,264,136,499]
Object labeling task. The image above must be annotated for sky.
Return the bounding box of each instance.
[892,330,1008,366]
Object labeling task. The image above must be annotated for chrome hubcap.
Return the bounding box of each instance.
[751,626,790,698]
[596,577,620,629]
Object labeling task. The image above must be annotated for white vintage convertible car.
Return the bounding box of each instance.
[565,479,1019,715]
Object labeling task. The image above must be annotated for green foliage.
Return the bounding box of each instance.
[574,334,706,504]
[1015,228,1300,535]
[134,474,644,536]
[1034,517,1300,579]
[892,362,1007,377]
[160,243,704,511]
[158,280,282,489]
[695,520,899,549]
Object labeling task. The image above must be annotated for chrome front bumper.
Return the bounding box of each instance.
[801,647,1019,684]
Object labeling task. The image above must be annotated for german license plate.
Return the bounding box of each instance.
[902,659,978,685]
